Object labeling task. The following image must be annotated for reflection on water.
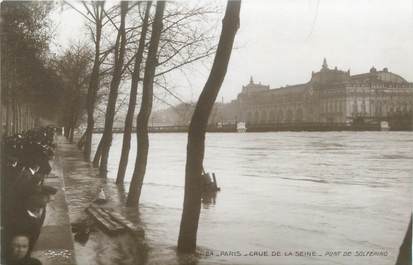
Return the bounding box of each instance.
[202,192,218,208]
[91,132,412,265]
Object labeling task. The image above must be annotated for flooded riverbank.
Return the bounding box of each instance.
[57,138,147,265]
[89,132,412,265]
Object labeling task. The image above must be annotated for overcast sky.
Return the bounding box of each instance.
[51,0,413,107]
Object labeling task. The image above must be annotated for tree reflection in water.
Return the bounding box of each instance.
[202,192,218,208]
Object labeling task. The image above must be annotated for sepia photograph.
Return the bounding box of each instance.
[0,0,412,265]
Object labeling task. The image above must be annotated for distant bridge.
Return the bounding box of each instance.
[93,118,412,133]
[93,124,237,133]
[93,125,189,134]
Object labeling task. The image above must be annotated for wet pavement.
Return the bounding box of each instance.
[56,136,146,265]
[36,136,205,265]
[31,147,76,265]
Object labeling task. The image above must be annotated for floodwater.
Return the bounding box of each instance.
[91,132,413,265]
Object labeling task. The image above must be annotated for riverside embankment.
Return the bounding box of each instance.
[48,136,146,265]
[31,139,75,265]
[35,136,209,265]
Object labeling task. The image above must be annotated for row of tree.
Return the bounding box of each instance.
[1,2,62,135]
[60,0,240,253]
[2,1,410,260]
[1,0,241,254]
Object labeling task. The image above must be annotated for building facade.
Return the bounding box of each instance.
[230,59,413,126]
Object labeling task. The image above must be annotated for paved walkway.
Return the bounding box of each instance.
[32,143,76,265]
[54,136,146,265]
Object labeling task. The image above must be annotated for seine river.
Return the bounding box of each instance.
[92,132,412,265]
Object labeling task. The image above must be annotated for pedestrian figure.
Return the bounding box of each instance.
[7,234,42,265]
[7,193,47,252]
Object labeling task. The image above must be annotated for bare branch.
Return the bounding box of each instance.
[81,2,97,21]
[155,46,216,77]
[103,7,120,31]
[63,1,96,24]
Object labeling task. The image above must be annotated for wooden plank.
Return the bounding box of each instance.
[212,173,218,190]
[86,206,125,234]
[90,206,124,231]
[86,207,117,233]
[86,207,114,231]
[90,205,124,231]
[100,208,145,238]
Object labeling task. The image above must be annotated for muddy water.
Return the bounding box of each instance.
[89,132,412,265]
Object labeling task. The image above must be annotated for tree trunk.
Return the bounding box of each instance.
[12,96,17,134]
[69,95,79,144]
[69,126,74,143]
[69,110,75,143]
[64,94,75,139]
[84,2,104,162]
[16,102,21,133]
[26,104,30,131]
[126,1,166,206]
[395,216,412,265]
[17,103,20,132]
[177,1,240,253]
[77,131,86,150]
[64,125,70,138]
[116,1,152,185]
[93,136,103,167]
[19,103,23,132]
[22,103,25,132]
[5,97,10,136]
[99,1,129,177]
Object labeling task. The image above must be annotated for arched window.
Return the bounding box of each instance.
[254,111,259,124]
[376,102,382,116]
[382,103,388,115]
[369,100,374,114]
[389,104,394,114]
[403,103,408,113]
[261,111,267,124]
[270,110,276,123]
[352,100,358,115]
[278,110,284,123]
[247,112,253,123]
[286,109,293,122]
[295,108,303,122]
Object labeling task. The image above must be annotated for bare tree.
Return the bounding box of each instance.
[83,1,105,161]
[1,1,61,135]
[126,1,166,206]
[98,1,129,177]
[64,1,125,161]
[55,43,92,143]
[91,85,127,167]
[116,2,152,184]
[94,2,218,174]
[177,0,241,253]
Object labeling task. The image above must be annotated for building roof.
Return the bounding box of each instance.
[239,59,412,99]
[267,83,309,94]
[350,68,408,84]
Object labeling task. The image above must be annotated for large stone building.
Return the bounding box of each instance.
[230,59,413,126]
